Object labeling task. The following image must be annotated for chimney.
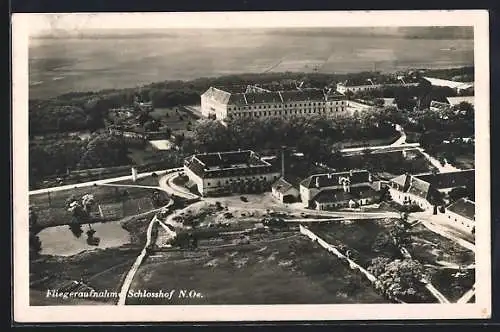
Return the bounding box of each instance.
[349,170,353,177]
[281,148,285,179]
[315,177,320,188]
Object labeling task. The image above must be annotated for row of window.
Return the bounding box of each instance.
[448,215,473,228]
[230,107,346,118]
[206,175,279,187]
[227,101,345,111]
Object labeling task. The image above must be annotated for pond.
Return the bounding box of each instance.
[38,221,130,256]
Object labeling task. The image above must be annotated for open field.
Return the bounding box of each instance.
[30,184,168,228]
[127,234,388,305]
[30,247,140,305]
[30,29,473,99]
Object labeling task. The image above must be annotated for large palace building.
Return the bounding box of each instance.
[200,85,347,120]
[184,150,281,196]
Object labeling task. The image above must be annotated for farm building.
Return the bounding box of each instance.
[299,170,378,209]
[445,198,475,233]
[271,178,300,203]
[388,170,475,210]
[183,150,281,197]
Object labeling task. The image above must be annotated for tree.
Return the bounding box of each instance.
[367,257,393,277]
[69,224,83,238]
[370,258,429,301]
[29,232,42,258]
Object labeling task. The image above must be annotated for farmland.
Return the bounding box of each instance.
[30,29,473,100]
[127,235,388,305]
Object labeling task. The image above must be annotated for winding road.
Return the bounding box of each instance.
[30,168,183,195]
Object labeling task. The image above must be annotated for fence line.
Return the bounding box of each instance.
[299,225,404,303]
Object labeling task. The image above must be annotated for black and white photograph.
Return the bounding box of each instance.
[12,11,490,322]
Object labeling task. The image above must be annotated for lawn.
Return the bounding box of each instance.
[338,150,435,175]
[308,220,401,267]
[127,234,388,305]
[30,184,169,228]
[429,268,475,303]
[150,107,200,131]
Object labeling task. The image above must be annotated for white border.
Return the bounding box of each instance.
[13,10,491,323]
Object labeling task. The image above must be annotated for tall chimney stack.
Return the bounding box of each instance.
[281,148,285,179]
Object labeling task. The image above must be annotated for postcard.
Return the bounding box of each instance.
[12,10,490,322]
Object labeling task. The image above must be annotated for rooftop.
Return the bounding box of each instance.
[446,96,475,107]
[272,178,295,194]
[416,170,475,190]
[202,86,337,106]
[185,150,275,178]
[423,77,474,90]
[447,198,475,220]
[300,170,371,189]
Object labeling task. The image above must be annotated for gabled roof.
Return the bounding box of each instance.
[202,87,231,105]
[447,96,475,107]
[313,189,356,203]
[390,174,410,189]
[272,178,295,194]
[300,170,371,189]
[353,186,380,199]
[244,92,282,104]
[279,89,326,103]
[228,93,247,106]
[416,170,475,190]
[407,177,431,199]
[447,198,475,221]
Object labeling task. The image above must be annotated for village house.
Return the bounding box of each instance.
[388,170,475,210]
[183,150,281,197]
[445,197,475,233]
[271,178,300,203]
[299,170,379,210]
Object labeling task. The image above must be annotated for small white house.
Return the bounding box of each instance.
[271,178,300,203]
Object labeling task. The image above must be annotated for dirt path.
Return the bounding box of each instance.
[417,148,461,173]
[457,285,475,303]
[117,214,158,305]
[30,168,182,195]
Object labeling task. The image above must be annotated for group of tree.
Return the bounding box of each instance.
[30,66,473,137]
[368,257,431,302]
[372,215,412,258]
[170,232,198,249]
[29,132,136,186]
[186,109,400,159]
